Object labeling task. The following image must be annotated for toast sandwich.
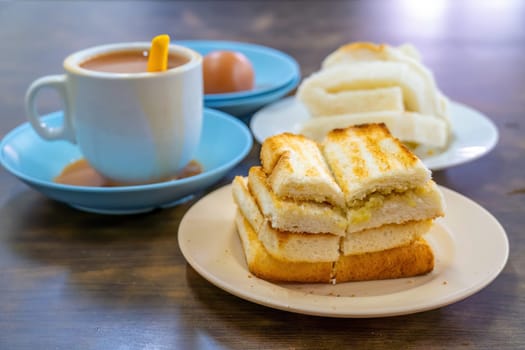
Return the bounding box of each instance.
[232,124,444,283]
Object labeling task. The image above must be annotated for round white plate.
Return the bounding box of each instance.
[250,97,499,171]
[178,184,508,318]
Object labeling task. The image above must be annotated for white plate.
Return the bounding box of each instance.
[250,97,499,171]
[178,184,508,318]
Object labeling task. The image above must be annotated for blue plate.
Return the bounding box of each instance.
[204,75,300,117]
[0,108,252,214]
[178,40,300,101]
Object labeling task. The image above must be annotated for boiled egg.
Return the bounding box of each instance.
[203,51,255,94]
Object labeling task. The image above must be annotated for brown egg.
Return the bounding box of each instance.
[203,51,255,94]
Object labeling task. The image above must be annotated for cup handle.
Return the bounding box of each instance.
[25,75,76,143]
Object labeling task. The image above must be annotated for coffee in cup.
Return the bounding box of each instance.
[25,42,203,185]
[80,50,190,73]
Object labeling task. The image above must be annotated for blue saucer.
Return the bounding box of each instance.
[205,75,300,117]
[178,40,300,101]
[0,108,252,214]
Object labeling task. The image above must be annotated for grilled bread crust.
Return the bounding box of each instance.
[232,176,341,263]
[235,211,434,283]
[235,211,334,283]
[322,123,431,205]
[335,238,434,282]
[260,132,345,207]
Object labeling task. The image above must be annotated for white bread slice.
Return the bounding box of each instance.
[234,211,334,283]
[320,42,449,127]
[322,42,396,65]
[298,86,404,118]
[322,42,422,68]
[342,220,433,255]
[248,166,347,235]
[321,123,431,205]
[300,110,448,148]
[346,180,445,233]
[335,238,434,282]
[232,176,340,262]
[260,133,344,207]
[297,61,438,118]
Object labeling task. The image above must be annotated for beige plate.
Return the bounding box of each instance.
[178,185,508,318]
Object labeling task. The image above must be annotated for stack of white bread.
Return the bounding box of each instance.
[297,42,451,154]
[232,123,445,283]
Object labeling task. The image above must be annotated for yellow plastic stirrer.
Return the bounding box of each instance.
[147,34,170,72]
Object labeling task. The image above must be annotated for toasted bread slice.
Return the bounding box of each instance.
[248,166,347,235]
[300,110,448,148]
[321,123,431,205]
[235,211,334,283]
[233,176,341,262]
[260,133,345,207]
[346,180,445,233]
[298,86,404,118]
[232,176,265,232]
[258,221,341,263]
[235,210,434,283]
[335,238,434,282]
[342,220,433,255]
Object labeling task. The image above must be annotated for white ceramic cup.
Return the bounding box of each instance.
[25,42,203,184]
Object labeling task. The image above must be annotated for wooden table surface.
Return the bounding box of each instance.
[0,1,523,349]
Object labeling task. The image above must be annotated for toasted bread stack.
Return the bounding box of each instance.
[296,42,450,152]
[232,123,445,283]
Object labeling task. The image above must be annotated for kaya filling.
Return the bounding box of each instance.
[347,183,432,224]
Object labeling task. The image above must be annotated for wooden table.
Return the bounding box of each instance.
[0,1,523,349]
